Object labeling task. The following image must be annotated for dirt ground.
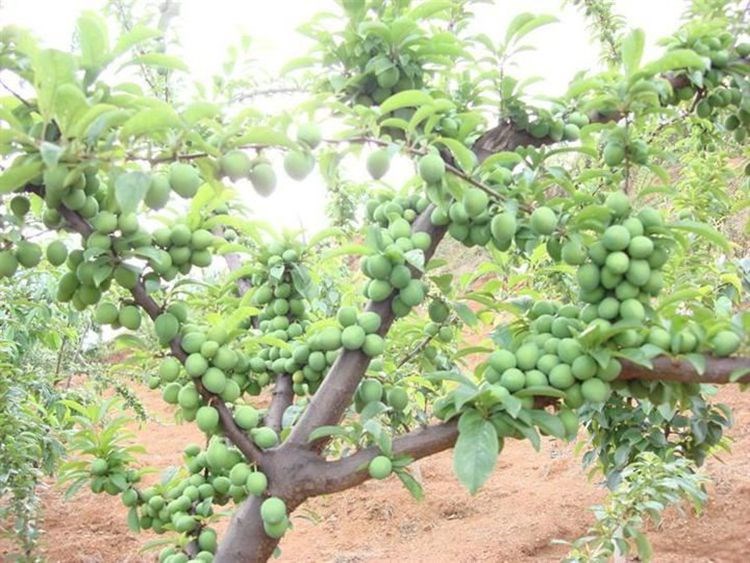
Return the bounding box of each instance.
[1,381,748,563]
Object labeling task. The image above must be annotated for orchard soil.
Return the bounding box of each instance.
[1,381,748,562]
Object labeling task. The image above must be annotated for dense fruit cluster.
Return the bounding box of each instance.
[361,192,431,317]
[601,128,649,167]
[665,33,750,140]
[479,191,743,411]
[484,301,619,406]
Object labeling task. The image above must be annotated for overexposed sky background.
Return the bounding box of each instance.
[0,0,688,233]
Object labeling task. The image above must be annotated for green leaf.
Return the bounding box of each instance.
[514,386,566,399]
[233,127,295,149]
[77,11,109,71]
[308,425,350,442]
[435,137,477,173]
[112,25,161,57]
[633,530,653,561]
[730,367,750,383]
[33,49,77,118]
[127,506,140,532]
[505,13,557,45]
[120,107,181,139]
[684,353,706,375]
[395,468,424,501]
[115,171,151,214]
[379,90,434,114]
[39,142,63,168]
[0,160,43,194]
[123,53,188,72]
[453,302,478,326]
[407,0,453,20]
[621,29,645,77]
[453,410,499,494]
[529,410,566,439]
[183,102,220,125]
[640,49,707,76]
[669,220,731,252]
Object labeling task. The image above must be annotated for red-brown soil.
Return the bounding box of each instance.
[1,382,748,562]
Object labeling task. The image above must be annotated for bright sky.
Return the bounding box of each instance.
[0,0,687,234]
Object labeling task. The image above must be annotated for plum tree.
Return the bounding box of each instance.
[1,2,749,563]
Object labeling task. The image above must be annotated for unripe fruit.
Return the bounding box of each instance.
[489,350,516,372]
[95,302,119,325]
[297,123,322,149]
[252,427,279,449]
[368,455,392,479]
[515,343,540,371]
[159,357,181,383]
[90,458,109,476]
[581,378,611,403]
[387,387,409,410]
[337,306,358,327]
[169,162,201,198]
[196,406,220,433]
[170,224,192,246]
[711,330,741,357]
[561,239,586,265]
[191,229,214,250]
[9,195,30,217]
[399,279,425,307]
[177,384,200,410]
[418,153,445,184]
[604,191,630,217]
[359,378,383,403]
[46,240,68,266]
[118,213,138,235]
[603,142,625,166]
[202,367,227,394]
[118,306,142,330]
[145,174,171,210]
[185,353,209,377]
[463,188,489,217]
[500,368,525,392]
[357,312,382,334]
[260,497,287,524]
[249,164,277,196]
[366,149,390,179]
[341,325,366,350]
[15,241,42,268]
[154,313,180,345]
[549,364,575,389]
[530,207,557,235]
[229,462,251,486]
[602,225,631,251]
[367,279,392,301]
[198,528,218,554]
[428,300,450,323]
[234,405,260,429]
[283,151,315,181]
[362,334,385,357]
[220,150,253,181]
[571,355,597,380]
[246,471,268,496]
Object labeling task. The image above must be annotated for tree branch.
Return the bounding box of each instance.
[264,374,293,434]
[619,355,750,384]
[55,205,265,465]
[294,354,750,497]
[294,420,459,497]
[282,208,448,449]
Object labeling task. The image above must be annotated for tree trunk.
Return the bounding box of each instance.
[214,496,286,563]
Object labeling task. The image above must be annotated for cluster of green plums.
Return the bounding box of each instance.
[601,128,649,167]
[360,190,432,316]
[667,33,750,141]
[219,123,320,191]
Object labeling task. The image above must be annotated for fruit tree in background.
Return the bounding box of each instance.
[0,0,749,561]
